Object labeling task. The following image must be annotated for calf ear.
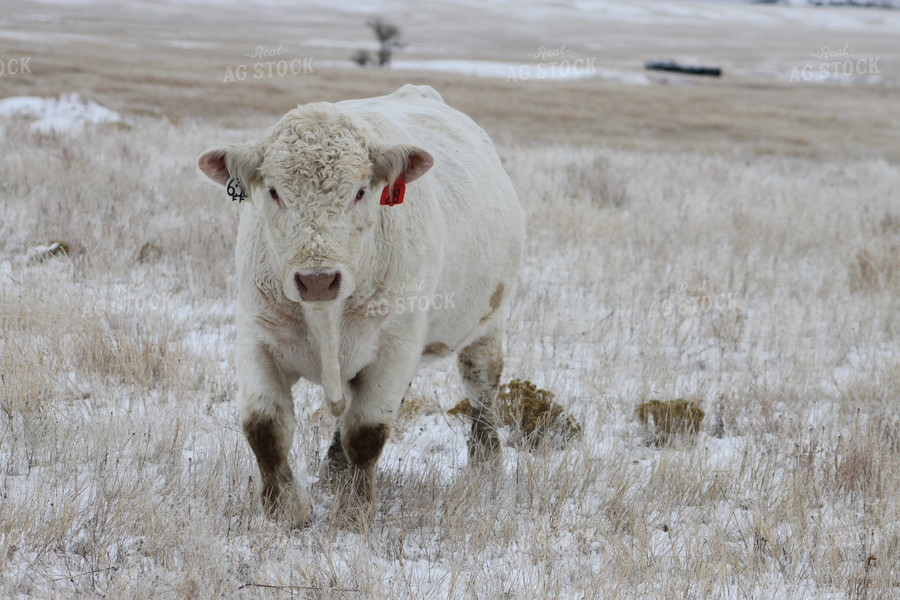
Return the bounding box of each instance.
[197,144,261,190]
[373,144,434,186]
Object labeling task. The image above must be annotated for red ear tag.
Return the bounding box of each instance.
[380,175,405,206]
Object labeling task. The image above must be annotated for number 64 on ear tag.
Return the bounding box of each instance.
[380,175,405,206]
[227,177,247,203]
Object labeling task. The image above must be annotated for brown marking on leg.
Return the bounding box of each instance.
[480,282,505,323]
[327,426,381,519]
[321,426,378,514]
[489,283,504,311]
[423,342,452,357]
[242,415,294,515]
[344,424,389,470]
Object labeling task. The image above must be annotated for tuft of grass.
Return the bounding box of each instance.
[449,379,582,447]
[850,245,899,292]
[635,399,705,445]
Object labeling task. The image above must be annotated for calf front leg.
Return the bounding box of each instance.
[238,342,310,527]
[332,332,424,505]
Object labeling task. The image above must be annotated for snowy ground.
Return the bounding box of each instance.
[0,94,123,132]
[1,1,900,599]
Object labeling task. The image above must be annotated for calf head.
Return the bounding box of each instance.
[198,103,433,304]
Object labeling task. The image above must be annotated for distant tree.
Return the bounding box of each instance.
[366,17,404,67]
[351,18,405,68]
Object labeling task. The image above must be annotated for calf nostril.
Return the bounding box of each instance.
[294,272,307,294]
[328,272,341,292]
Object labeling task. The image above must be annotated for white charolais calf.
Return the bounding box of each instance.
[198,84,524,526]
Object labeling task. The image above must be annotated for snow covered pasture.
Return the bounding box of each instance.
[2,0,900,595]
[1,100,899,598]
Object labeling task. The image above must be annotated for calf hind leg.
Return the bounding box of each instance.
[322,426,351,481]
[458,330,504,463]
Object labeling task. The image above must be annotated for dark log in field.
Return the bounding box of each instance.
[644,60,722,77]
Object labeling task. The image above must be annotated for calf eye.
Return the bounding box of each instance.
[355,188,366,201]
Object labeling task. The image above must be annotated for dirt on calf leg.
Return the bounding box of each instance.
[243,413,311,527]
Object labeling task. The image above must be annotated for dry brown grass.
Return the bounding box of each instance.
[635,399,705,444]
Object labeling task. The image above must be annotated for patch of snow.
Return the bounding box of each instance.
[320,58,651,84]
[0,260,13,284]
[382,413,468,480]
[0,93,123,133]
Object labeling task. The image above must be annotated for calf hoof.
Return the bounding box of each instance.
[261,481,312,529]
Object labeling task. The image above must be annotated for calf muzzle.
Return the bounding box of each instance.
[294,269,341,302]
